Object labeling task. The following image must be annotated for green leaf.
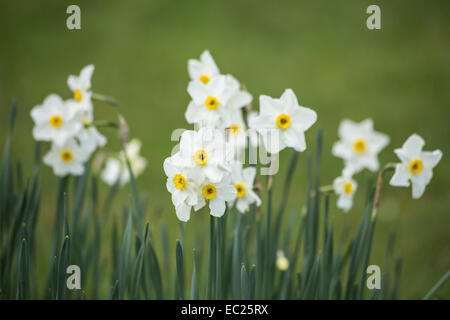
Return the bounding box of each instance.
[249,265,256,300]
[344,192,374,299]
[130,242,145,299]
[303,254,320,299]
[207,215,216,299]
[423,270,450,300]
[148,241,163,299]
[232,214,241,299]
[125,158,143,240]
[56,235,70,300]
[160,222,170,273]
[176,239,184,299]
[320,219,334,299]
[16,238,29,300]
[215,216,225,299]
[391,257,402,299]
[190,250,199,300]
[240,264,249,300]
[118,212,133,299]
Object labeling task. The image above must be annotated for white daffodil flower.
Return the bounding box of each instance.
[121,138,147,182]
[174,202,195,223]
[333,171,358,212]
[188,50,220,85]
[101,138,147,186]
[249,89,317,154]
[332,118,389,173]
[389,134,442,199]
[200,174,236,217]
[246,110,260,150]
[185,75,238,127]
[225,75,253,110]
[76,108,107,155]
[78,126,107,155]
[178,127,231,183]
[31,94,82,147]
[43,138,90,177]
[67,64,94,113]
[101,157,122,186]
[228,162,261,213]
[223,110,249,160]
[163,156,205,222]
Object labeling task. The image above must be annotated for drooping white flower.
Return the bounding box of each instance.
[332,118,389,173]
[67,64,95,113]
[31,94,82,147]
[43,138,90,177]
[225,75,253,110]
[101,138,147,186]
[246,110,260,149]
[249,89,317,154]
[101,157,122,186]
[163,156,205,222]
[200,174,236,217]
[223,110,249,160]
[178,127,231,182]
[389,134,442,199]
[123,138,147,179]
[76,108,107,155]
[173,202,195,224]
[188,50,220,85]
[185,75,238,127]
[333,170,358,212]
[228,162,261,213]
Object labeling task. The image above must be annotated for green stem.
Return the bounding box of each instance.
[92,92,120,110]
[319,184,334,195]
[423,270,450,300]
[88,120,119,129]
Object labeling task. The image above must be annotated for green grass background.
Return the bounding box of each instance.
[0,0,449,299]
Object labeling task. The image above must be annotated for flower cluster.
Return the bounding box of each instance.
[164,51,258,221]
[31,65,106,177]
[331,119,389,212]
[331,119,442,212]
[164,50,318,222]
[31,65,147,184]
[166,51,442,220]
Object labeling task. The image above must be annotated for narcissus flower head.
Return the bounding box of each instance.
[389,134,442,199]
[163,156,205,222]
[333,170,358,212]
[67,64,95,113]
[188,50,220,85]
[186,75,238,127]
[200,174,237,218]
[224,75,252,110]
[43,138,90,177]
[249,89,317,154]
[178,127,232,183]
[223,111,250,160]
[31,94,82,147]
[77,109,107,154]
[332,118,389,173]
[228,162,261,213]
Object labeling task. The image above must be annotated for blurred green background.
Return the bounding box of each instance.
[0,0,449,299]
